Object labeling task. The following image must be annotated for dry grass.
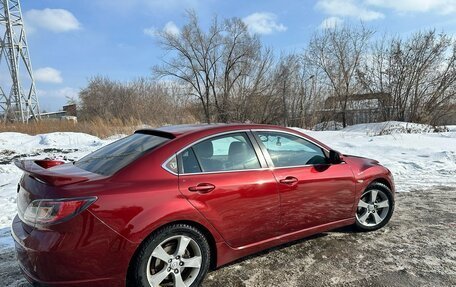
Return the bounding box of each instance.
[0,117,148,138]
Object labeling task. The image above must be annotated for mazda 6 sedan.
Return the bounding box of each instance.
[12,124,395,287]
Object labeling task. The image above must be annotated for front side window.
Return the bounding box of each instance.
[179,132,261,173]
[254,131,327,167]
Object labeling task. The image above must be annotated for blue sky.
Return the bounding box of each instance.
[15,0,456,111]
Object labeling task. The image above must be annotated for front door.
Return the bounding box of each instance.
[252,130,356,234]
[177,132,280,248]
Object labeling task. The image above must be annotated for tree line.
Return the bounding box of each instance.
[79,11,456,128]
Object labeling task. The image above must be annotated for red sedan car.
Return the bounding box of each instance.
[12,124,395,287]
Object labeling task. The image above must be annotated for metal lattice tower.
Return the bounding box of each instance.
[0,0,39,122]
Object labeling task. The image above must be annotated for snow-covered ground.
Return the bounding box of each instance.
[0,122,455,250]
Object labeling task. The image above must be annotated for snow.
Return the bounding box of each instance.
[313,121,344,131]
[339,121,446,135]
[0,123,455,250]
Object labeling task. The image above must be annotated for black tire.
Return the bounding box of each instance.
[128,223,211,287]
[355,182,395,232]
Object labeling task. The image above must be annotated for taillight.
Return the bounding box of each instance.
[22,197,96,227]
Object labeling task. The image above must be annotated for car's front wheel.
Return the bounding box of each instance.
[355,182,394,231]
[129,224,211,287]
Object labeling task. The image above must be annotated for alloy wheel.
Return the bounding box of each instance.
[356,189,390,227]
[146,235,202,287]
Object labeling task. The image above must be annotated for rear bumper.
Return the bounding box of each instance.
[16,264,119,287]
[11,214,136,287]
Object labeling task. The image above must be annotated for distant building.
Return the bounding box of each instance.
[63,104,77,117]
[33,104,78,121]
[38,111,67,119]
[320,93,392,125]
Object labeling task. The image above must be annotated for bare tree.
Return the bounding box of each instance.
[358,30,456,125]
[154,11,222,123]
[216,18,260,122]
[306,24,374,127]
[154,11,262,123]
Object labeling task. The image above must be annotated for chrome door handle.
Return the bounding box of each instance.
[279,176,298,185]
[188,183,216,193]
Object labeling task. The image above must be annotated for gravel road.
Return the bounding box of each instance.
[2,188,455,287]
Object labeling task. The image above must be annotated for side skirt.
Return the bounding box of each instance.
[215,217,355,267]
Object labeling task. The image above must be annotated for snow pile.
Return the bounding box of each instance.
[0,132,104,154]
[340,121,447,135]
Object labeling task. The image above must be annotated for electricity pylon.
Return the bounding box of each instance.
[0,0,39,122]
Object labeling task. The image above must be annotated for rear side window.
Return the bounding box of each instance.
[179,148,201,174]
[75,133,169,175]
[179,132,261,174]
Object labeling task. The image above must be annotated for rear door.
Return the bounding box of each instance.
[252,130,356,234]
[176,131,281,248]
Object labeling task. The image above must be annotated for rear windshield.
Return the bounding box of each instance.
[75,133,169,176]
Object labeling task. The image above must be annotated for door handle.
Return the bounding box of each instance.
[279,176,298,185]
[188,183,216,193]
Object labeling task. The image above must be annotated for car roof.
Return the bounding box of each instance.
[135,123,332,154]
[136,123,286,138]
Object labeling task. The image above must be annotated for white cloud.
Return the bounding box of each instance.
[316,0,384,21]
[144,21,180,37]
[25,9,81,33]
[320,16,344,29]
[163,21,180,36]
[243,12,287,35]
[34,67,63,84]
[365,0,456,15]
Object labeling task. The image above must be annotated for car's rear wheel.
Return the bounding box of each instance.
[355,182,394,231]
[129,224,210,287]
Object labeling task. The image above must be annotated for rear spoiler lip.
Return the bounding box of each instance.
[14,159,90,186]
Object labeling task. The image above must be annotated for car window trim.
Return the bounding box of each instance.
[250,129,330,169]
[162,130,268,176]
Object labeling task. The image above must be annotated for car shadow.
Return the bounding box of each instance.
[213,233,328,269]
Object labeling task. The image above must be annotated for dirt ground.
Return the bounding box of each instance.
[2,188,455,287]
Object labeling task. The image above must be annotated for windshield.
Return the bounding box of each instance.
[75,133,169,176]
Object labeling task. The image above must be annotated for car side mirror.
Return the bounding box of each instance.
[329,150,342,164]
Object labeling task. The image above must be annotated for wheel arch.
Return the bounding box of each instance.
[369,177,392,190]
[126,219,218,284]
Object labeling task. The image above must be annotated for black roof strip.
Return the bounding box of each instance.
[134,129,175,139]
